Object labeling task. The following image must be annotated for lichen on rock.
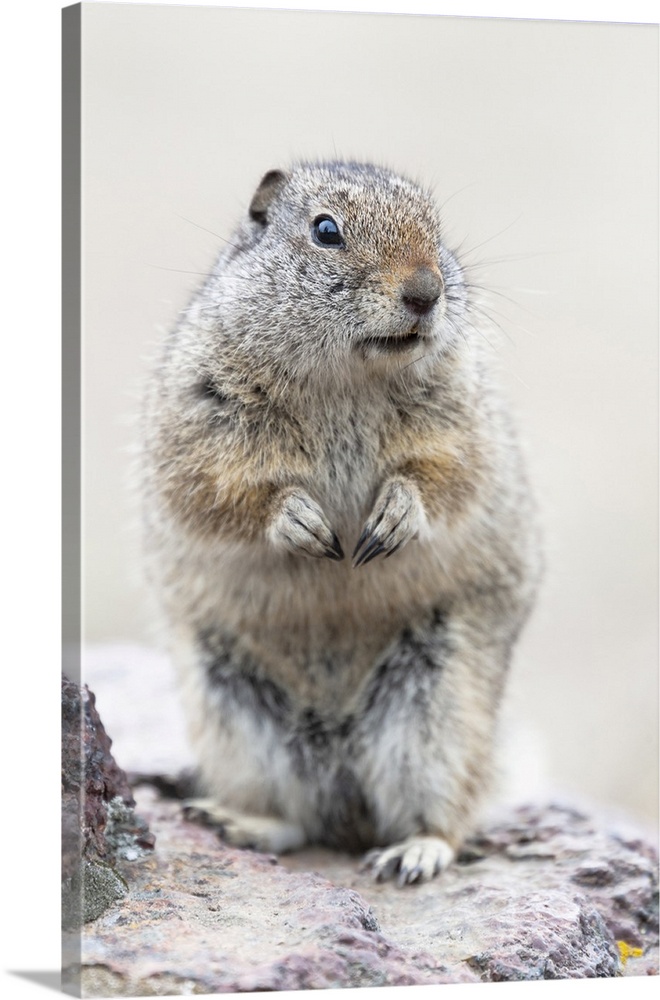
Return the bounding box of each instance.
[61,675,153,932]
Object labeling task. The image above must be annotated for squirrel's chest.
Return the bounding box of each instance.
[297,403,391,524]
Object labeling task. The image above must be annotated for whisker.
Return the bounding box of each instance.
[461,248,561,269]
[457,214,525,259]
[175,213,243,253]
[466,283,546,328]
[436,180,481,214]
[147,264,212,277]
[398,351,433,372]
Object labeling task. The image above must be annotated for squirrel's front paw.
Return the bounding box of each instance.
[354,479,426,567]
[268,489,344,561]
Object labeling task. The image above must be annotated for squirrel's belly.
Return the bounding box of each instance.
[193,526,457,647]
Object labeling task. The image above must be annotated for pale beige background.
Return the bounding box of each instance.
[80,3,658,827]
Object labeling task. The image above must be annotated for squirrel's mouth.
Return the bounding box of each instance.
[359,327,429,354]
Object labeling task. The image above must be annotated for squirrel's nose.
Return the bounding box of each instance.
[401,267,443,316]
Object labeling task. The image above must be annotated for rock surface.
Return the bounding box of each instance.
[78,787,658,995]
[73,647,658,994]
[61,675,154,930]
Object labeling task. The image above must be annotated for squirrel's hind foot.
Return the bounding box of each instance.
[182,798,307,854]
[361,834,455,886]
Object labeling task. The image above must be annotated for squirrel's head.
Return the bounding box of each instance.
[199,161,469,384]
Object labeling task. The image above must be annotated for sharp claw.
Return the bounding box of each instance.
[182,804,206,822]
[359,543,386,566]
[384,539,404,559]
[354,534,385,566]
[329,532,345,560]
[360,849,379,872]
[378,855,402,882]
[402,864,422,886]
[352,525,372,560]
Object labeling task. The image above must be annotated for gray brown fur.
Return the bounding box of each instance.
[141,161,541,885]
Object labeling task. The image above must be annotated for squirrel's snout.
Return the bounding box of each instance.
[401,267,443,316]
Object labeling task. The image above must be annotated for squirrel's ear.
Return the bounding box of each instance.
[249,169,289,225]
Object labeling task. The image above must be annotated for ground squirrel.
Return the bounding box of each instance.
[141,160,541,885]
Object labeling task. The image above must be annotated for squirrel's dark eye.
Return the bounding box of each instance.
[312,215,344,248]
